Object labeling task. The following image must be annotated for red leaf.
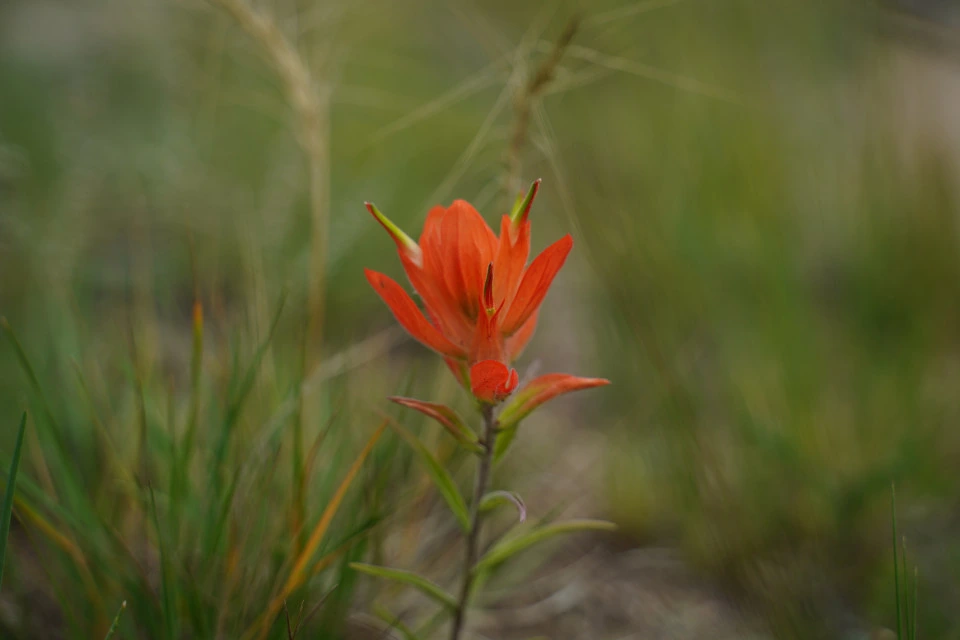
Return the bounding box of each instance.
[498,373,610,429]
[388,396,480,450]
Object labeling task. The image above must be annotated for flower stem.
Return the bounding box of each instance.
[449,404,497,640]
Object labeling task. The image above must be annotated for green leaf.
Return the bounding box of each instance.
[892,483,902,639]
[387,421,470,532]
[373,604,423,640]
[493,425,519,462]
[350,562,458,612]
[103,601,127,640]
[475,519,617,574]
[479,491,526,522]
[149,486,176,640]
[0,412,27,592]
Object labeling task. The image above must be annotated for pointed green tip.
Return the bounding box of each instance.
[365,202,421,259]
[509,179,542,225]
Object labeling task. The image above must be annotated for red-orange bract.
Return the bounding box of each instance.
[365,181,608,407]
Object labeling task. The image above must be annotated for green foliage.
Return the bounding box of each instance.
[387,420,471,532]
[103,601,127,640]
[479,490,526,523]
[349,563,458,612]
[474,520,618,574]
[0,413,27,592]
[588,7,960,633]
[891,486,919,640]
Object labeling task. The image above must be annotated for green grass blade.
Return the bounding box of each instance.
[0,412,27,591]
[474,519,617,574]
[103,600,127,639]
[892,484,902,639]
[911,566,918,640]
[1,320,93,523]
[202,466,241,559]
[902,535,911,640]
[1,321,69,469]
[386,419,470,532]
[179,300,205,489]
[149,486,176,640]
[350,562,457,612]
[211,291,287,487]
[373,604,422,640]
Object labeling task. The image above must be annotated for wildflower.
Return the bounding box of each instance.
[365,181,607,408]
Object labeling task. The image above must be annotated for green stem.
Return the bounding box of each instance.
[449,404,497,640]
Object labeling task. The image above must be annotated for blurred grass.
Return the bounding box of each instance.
[1,0,960,638]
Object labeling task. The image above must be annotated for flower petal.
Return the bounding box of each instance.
[498,373,610,429]
[388,396,481,450]
[439,200,497,317]
[420,205,446,246]
[505,309,538,362]
[470,360,519,404]
[501,235,573,336]
[364,269,464,358]
[443,356,469,388]
[401,253,473,348]
[469,295,505,364]
[494,215,530,308]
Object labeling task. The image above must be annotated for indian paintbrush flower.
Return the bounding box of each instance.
[365,180,608,412]
[361,180,612,640]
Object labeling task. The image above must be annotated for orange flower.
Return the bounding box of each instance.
[365,181,604,406]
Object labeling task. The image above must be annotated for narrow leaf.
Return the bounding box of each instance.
[254,420,387,640]
[475,519,616,574]
[498,374,610,432]
[149,486,176,639]
[103,601,127,640]
[493,425,519,462]
[176,299,205,503]
[902,535,911,640]
[386,419,470,532]
[350,563,457,612]
[911,566,918,640]
[479,491,527,523]
[892,483,902,639]
[373,604,422,640]
[213,290,287,479]
[0,412,27,591]
[388,396,481,452]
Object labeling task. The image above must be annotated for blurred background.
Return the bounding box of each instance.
[1,0,960,638]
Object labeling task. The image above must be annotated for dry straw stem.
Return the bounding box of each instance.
[207,0,331,346]
[504,15,580,207]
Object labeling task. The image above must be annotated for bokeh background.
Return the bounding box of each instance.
[2,0,960,638]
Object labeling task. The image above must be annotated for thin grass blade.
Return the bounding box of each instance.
[902,536,911,640]
[252,420,387,640]
[0,412,27,591]
[103,601,127,640]
[149,486,176,639]
[373,604,422,640]
[892,484,902,639]
[350,562,457,612]
[385,418,470,532]
[474,519,616,574]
